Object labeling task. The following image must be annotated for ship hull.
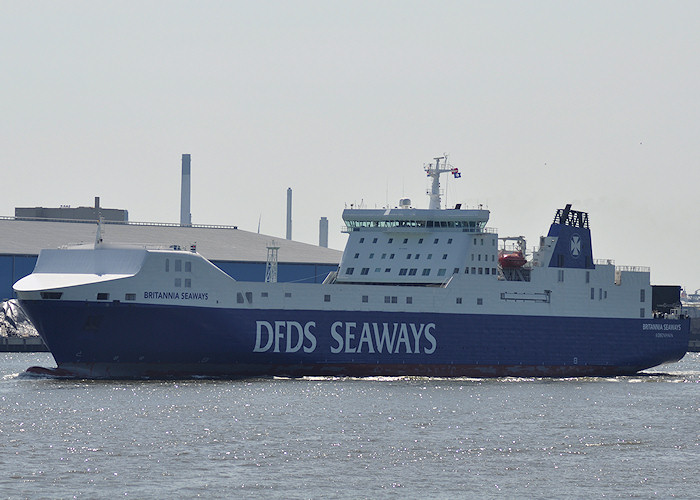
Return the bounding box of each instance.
[19,299,689,379]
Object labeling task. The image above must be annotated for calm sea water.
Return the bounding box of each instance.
[0,353,698,499]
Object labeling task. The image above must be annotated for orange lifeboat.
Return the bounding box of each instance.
[498,251,526,268]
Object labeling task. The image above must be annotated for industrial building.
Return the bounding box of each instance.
[0,154,342,300]
[0,216,342,300]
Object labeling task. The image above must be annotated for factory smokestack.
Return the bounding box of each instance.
[286,188,292,240]
[180,154,191,226]
[319,217,328,248]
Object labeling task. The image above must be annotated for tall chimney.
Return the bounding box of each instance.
[319,217,328,247]
[180,154,191,226]
[286,187,292,240]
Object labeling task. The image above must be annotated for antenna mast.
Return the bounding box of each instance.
[424,155,461,209]
[265,240,280,283]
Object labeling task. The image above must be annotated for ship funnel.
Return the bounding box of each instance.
[319,216,328,247]
[286,188,292,240]
[180,154,191,226]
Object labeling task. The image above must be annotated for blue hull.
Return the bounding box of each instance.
[19,300,689,378]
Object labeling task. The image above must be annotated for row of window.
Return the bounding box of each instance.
[355,236,496,246]
[358,237,455,245]
[237,291,293,304]
[95,293,136,301]
[232,290,485,306]
[348,220,485,229]
[471,254,495,262]
[174,278,192,288]
[165,259,192,273]
[345,266,498,276]
[354,252,459,260]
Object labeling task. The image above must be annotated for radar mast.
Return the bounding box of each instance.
[424,155,461,210]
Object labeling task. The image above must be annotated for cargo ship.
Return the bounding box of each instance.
[13,157,689,378]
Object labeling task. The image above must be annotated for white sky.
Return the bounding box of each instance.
[2,1,699,289]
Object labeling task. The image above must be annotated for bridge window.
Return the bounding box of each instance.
[185,261,192,272]
[165,259,170,272]
[362,295,368,303]
[640,289,646,302]
[324,295,331,302]
[408,269,417,276]
[175,260,182,272]
[422,268,431,276]
[361,268,369,275]
[346,268,354,275]
[438,269,446,276]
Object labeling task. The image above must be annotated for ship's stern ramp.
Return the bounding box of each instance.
[14,245,148,295]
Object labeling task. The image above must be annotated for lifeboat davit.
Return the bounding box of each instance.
[498,251,527,268]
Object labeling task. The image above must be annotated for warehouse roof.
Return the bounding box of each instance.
[0,217,342,264]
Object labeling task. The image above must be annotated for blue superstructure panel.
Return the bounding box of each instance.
[0,258,13,299]
[211,261,337,284]
[213,261,266,282]
[277,263,337,284]
[547,223,594,269]
[13,256,38,283]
